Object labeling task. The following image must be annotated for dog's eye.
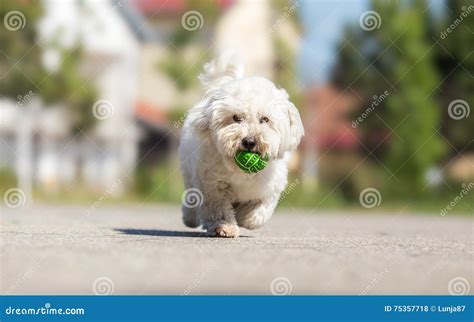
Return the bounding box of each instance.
[233,115,243,123]
[260,116,269,123]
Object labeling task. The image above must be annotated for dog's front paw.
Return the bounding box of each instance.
[205,223,240,238]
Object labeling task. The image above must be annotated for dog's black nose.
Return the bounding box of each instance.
[242,137,257,150]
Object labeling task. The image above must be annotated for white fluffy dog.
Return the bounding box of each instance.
[179,52,304,237]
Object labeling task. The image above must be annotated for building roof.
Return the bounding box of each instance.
[132,0,234,15]
[132,0,185,14]
[135,101,168,129]
[303,84,360,150]
[113,0,160,42]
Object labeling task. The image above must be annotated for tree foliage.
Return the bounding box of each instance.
[438,0,474,151]
[0,0,97,131]
[331,0,474,196]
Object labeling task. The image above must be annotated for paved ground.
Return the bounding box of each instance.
[1,204,472,295]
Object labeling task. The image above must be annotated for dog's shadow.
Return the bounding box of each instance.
[115,228,207,238]
[115,228,253,238]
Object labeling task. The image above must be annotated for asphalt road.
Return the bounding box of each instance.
[1,204,472,295]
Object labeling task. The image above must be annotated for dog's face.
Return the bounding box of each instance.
[191,76,304,160]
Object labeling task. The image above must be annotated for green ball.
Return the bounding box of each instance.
[234,151,269,173]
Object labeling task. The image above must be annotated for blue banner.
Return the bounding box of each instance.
[1,296,472,322]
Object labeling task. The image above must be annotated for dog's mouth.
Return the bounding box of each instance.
[236,149,269,160]
[238,148,260,155]
[238,144,262,155]
[236,139,270,159]
[239,147,258,154]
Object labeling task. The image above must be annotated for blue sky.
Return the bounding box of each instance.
[297,0,446,87]
[297,0,369,86]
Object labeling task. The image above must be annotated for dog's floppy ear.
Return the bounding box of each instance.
[286,101,304,151]
[188,95,214,133]
[276,89,304,157]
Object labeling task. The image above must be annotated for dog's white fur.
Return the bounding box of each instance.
[179,51,304,237]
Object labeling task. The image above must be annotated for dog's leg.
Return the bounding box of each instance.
[198,184,239,238]
[235,197,278,230]
[182,206,200,228]
[180,164,201,228]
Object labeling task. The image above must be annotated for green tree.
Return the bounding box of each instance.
[438,0,474,151]
[334,0,447,196]
[158,0,220,91]
[0,0,96,131]
[0,1,44,96]
[39,47,97,132]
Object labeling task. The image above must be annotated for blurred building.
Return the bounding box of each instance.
[304,85,359,151]
[298,1,367,186]
[1,0,142,195]
[127,0,278,163]
[215,0,274,78]
[0,0,301,197]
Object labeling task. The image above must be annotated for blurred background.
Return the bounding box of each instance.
[0,0,472,214]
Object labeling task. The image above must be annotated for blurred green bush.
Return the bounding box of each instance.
[334,0,473,198]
